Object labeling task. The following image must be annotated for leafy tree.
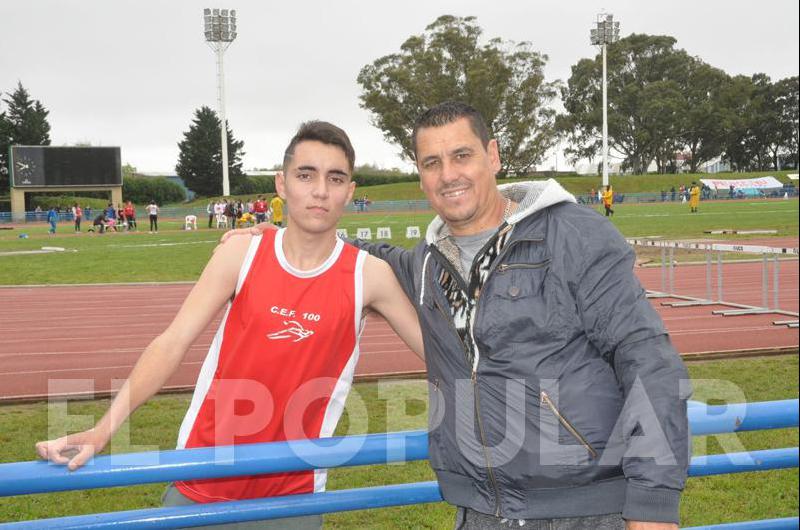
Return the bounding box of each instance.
[175,106,245,197]
[122,163,138,180]
[560,34,695,174]
[772,75,799,169]
[357,15,559,176]
[123,175,185,205]
[0,113,11,192]
[718,75,756,171]
[679,61,731,172]
[0,82,51,191]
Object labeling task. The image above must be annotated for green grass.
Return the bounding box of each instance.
[177,171,799,205]
[1,200,796,285]
[0,356,796,526]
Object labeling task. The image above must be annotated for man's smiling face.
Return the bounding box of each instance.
[415,117,501,235]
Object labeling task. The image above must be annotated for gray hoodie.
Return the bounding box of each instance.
[358,180,690,523]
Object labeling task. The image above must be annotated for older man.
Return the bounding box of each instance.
[231,102,690,530]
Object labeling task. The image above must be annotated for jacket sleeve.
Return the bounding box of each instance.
[349,240,418,302]
[575,218,691,524]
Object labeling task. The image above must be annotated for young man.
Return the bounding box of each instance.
[35,121,424,529]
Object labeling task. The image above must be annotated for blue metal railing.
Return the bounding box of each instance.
[0,399,797,529]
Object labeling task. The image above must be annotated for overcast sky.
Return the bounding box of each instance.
[1,0,798,173]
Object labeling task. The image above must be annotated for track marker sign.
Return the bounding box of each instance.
[406,226,421,238]
[376,227,392,239]
[356,228,372,240]
[336,228,348,239]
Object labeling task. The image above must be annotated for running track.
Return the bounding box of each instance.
[0,260,797,401]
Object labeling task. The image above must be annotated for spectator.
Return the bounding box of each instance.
[689,181,701,213]
[146,200,159,234]
[71,203,82,233]
[117,203,127,231]
[206,201,215,228]
[105,203,116,223]
[124,201,137,231]
[269,193,285,227]
[46,207,58,235]
[602,184,615,216]
[224,200,237,229]
[253,195,267,224]
[670,186,676,201]
[92,212,107,234]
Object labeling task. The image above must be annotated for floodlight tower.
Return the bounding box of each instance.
[204,8,237,197]
[590,12,620,188]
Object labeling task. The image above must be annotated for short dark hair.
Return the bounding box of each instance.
[411,101,490,158]
[283,121,355,172]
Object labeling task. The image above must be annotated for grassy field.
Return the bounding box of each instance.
[177,171,799,205]
[0,356,796,527]
[0,199,796,285]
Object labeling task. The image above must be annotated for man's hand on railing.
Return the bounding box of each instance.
[216,222,276,251]
[35,428,109,471]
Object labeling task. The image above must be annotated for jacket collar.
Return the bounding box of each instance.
[425,179,576,245]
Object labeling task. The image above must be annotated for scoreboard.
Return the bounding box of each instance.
[10,146,122,187]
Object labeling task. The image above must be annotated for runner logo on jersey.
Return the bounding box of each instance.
[267,320,314,342]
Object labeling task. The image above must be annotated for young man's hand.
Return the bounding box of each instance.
[218,222,275,246]
[35,428,110,471]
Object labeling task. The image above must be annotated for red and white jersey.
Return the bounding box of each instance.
[175,228,366,503]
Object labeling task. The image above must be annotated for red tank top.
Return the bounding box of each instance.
[175,229,366,502]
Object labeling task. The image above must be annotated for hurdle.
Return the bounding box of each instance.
[0,400,797,529]
[627,239,799,327]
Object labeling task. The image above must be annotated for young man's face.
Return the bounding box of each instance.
[415,117,501,233]
[276,140,355,234]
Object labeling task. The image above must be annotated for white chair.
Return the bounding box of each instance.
[215,213,228,229]
[184,215,198,230]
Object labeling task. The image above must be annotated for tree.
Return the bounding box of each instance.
[560,34,695,175]
[175,106,245,197]
[357,15,559,176]
[0,82,52,191]
[679,60,731,172]
[718,75,756,171]
[772,76,799,169]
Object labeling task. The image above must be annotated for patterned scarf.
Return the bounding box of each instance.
[436,224,513,370]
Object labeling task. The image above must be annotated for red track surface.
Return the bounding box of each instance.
[1,260,797,401]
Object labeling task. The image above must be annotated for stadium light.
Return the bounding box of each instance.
[590,12,620,188]
[203,7,238,196]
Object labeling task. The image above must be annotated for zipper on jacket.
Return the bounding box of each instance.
[540,391,598,459]
[463,234,546,518]
[473,370,502,517]
[496,258,551,274]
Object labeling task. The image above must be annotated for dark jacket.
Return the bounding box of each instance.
[358,180,690,523]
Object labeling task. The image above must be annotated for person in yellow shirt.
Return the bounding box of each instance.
[689,181,701,213]
[269,193,285,227]
[235,211,255,228]
[602,185,614,217]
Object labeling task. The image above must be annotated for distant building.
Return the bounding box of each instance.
[701,157,731,174]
